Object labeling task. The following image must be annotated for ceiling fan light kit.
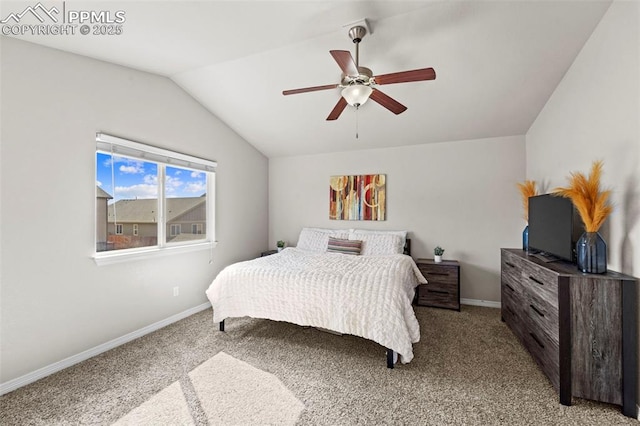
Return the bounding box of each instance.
[341,84,372,107]
[282,19,436,121]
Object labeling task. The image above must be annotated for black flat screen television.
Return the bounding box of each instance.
[528,194,584,263]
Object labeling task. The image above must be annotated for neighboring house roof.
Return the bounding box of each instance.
[168,233,205,243]
[108,197,205,223]
[96,186,113,199]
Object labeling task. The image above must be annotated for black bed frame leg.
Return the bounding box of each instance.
[386,349,395,369]
[219,320,225,332]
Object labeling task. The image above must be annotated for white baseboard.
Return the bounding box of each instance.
[461,298,501,309]
[0,302,212,396]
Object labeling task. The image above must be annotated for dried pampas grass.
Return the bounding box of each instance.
[517,180,538,222]
[553,160,613,233]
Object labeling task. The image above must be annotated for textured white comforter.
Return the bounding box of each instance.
[205,248,427,363]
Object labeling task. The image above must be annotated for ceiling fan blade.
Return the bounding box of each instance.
[370,89,407,115]
[374,68,436,85]
[326,97,348,121]
[283,84,338,96]
[330,50,359,77]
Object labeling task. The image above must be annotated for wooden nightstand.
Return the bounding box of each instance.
[415,259,460,311]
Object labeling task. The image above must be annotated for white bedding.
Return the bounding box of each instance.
[205,247,427,363]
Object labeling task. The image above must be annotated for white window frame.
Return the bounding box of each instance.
[132,224,139,236]
[115,224,123,235]
[170,224,181,236]
[192,223,202,235]
[94,133,217,265]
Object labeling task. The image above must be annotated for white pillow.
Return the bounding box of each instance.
[350,233,405,256]
[297,228,349,252]
[350,229,408,248]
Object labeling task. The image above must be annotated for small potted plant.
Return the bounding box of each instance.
[434,246,445,263]
[277,240,286,252]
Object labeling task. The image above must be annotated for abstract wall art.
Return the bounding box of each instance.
[329,174,386,220]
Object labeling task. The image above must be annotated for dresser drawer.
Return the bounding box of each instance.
[502,249,524,269]
[520,260,559,309]
[521,324,560,390]
[501,283,523,322]
[501,251,525,295]
[525,290,559,343]
[502,277,523,300]
[502,296,525,340]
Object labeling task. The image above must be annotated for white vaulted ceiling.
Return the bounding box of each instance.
[1,1,613,157]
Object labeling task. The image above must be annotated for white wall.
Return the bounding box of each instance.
[0,38,269,383]
[269,135,526,303]
[526,0,639,400]
[526,0,639,278]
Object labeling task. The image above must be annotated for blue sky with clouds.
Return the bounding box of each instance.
[96,153,206,202]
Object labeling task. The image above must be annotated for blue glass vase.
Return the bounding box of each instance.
[522,225,529,252]
[576,232,607,274]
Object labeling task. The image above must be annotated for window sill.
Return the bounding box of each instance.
[93,241,217,266]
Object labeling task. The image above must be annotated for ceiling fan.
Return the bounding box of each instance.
[282,23,436,121]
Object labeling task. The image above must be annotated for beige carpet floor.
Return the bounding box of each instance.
[113,351,304,425]
[0,305,636,425]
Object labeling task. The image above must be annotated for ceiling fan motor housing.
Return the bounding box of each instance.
[341,67,373,87]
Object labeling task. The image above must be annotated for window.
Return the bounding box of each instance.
[95,133,216,260]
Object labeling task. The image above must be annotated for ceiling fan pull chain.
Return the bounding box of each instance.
[356,106,359,139]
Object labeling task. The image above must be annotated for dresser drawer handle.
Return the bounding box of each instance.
[529,276,544,286]
[530,304,545,317]
[505,284,515,292]
[505,261,515,268]
[428,289,450,295]
[530,332,545,349]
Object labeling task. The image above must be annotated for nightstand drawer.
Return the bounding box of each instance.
[418,265,458,286]
[418,285,459,310]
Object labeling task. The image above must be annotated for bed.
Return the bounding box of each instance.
[205,228,427,368]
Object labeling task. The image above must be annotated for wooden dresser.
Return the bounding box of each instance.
[500,248,637,417]
[416,259,460,311]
